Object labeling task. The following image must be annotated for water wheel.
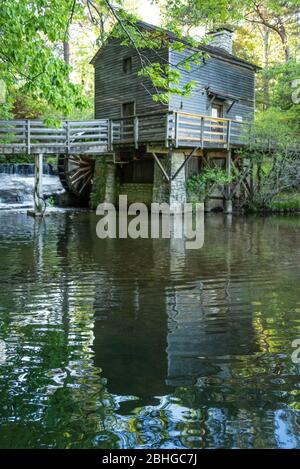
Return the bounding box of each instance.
[58,154,95,200]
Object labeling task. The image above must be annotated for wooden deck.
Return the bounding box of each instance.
[0,112,246,155]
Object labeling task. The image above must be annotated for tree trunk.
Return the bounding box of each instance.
[63,30,70,82]
[99,14,105,45]
[278,23,290,62]
[63,39,70,66]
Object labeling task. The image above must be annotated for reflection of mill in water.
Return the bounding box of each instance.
[92,216,260,399]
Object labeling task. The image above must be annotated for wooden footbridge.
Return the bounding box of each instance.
[0,111,246,214]
[0,119,110,155]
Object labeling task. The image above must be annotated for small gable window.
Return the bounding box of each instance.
[123,57,132,74]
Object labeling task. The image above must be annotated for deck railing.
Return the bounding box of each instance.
[111,111,246,149]
[172,112,246,149]
[111,111,172,148]
[0,112,247,155]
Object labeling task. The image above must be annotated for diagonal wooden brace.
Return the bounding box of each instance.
[152,152,170,182]
[171,147,201,181]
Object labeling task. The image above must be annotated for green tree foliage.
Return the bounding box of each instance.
[161,0,241,29]
[237,107,300,210]
[262,62,300,114]
[161,0,299,59]
[0,0,92,118]
[0,0,205,117]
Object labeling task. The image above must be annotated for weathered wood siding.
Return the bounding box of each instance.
[169,48,255,122]
[93,38,169,119]
[93,38,255,127]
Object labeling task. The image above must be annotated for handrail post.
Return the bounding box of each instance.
[226,120,232,150]
[26,120,31,155]
[66,121,70,153]
[134,116,139,149]
[175,111,179,148]
[107,119,112,151]
[201,116,204,149]
[165,112,171,148]
[111,119,115,148]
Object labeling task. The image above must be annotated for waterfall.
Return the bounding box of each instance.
[0,163,63,209]
[0,163,56,176]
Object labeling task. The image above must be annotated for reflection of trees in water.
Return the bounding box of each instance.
[89,214,300,448]
[0,213,300,447]
[0,214,109,447]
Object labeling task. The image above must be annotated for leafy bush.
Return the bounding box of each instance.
[187,168,232,202]
[268,192,300,212]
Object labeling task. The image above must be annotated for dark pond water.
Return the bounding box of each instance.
[0,211,299,449]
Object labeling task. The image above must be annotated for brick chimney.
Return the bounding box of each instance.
[207,28,233,54]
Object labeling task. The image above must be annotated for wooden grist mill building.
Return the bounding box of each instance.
[0,21,257,213]
[90,21,257,212]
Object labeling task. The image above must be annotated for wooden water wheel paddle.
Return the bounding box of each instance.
[58,154,95,200]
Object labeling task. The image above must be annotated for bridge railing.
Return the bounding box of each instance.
[0,119,110,154]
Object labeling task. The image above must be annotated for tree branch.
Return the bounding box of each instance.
[65,0,77,40]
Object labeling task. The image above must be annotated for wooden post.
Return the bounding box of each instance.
[224,149,233,214]
[26,120,31,155]
[201,116,204,149]
[108,119,112,151]
[66,121,70,153]
[165,112,171,148]
[34,153,44,215]
[110,119,114,149]
[134,116,139,149]
[174,111,179,148]
[152,152,170,182]
[226,120,232,150]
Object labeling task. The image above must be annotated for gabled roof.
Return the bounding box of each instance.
[90,20,259,72]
